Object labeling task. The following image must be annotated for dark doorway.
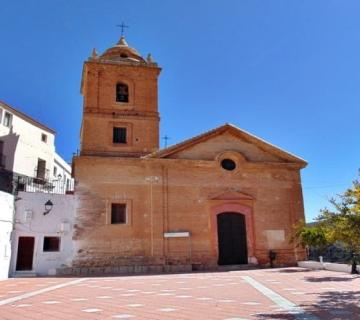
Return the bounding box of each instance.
[217,212,248,265]
[16,237,35,271]
[0,140,4,167]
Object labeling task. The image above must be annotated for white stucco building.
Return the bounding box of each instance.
[10,192,75,276]
[0,100,72,193]
[0,100,75,278]
[0,191,14,280]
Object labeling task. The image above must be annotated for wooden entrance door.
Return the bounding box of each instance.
[217,212,248,265]
[16,237,35,271]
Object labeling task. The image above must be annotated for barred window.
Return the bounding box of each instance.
[113,127,127,144]
[116,83,129,103]
[3,112,12,127]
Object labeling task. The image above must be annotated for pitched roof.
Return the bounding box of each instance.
[144,123,307,166]
[0,100,56,134]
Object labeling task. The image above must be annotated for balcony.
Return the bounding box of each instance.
[34,166,50,183]
[0,168,74,195]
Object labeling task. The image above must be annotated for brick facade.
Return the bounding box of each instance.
[72,36,307,272]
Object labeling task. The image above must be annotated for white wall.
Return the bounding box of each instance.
[0,191,14,280]
[53,153,73,191]
[10,192,75,276]
[0,104,55,177]
[298,260,360,273]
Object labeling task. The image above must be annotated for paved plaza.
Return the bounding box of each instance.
[0,268,359,319]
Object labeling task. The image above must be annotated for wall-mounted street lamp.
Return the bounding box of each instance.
[44,200,54,215]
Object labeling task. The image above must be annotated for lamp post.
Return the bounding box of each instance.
[351,252,359,274]
[145,176,159,257]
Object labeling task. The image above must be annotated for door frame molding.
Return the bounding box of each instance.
[210,203,255,261]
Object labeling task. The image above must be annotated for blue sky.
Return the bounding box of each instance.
[0,0,359,221]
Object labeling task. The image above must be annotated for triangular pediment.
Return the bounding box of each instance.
[209,190,255,201]
[145,124,307,167]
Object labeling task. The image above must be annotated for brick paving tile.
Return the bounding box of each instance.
[245,268,360,319]
[0,278,70,300]
[0,268,359,319]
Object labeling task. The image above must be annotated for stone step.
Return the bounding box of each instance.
[12,271,37,278]
[217,264,258,271]
[56,264,193,276]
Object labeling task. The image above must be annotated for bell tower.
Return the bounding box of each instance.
[79,36,161,157]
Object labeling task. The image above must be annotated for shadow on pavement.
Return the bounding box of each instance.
[255,290,360,319]
[272,268,313,274]
[304,276,356,282]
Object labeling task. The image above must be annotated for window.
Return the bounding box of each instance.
[36,158,46,179]
[3,112,12,127]
[116,83,129,102]
[111,203,126,224]
[113,127,127,144]
[41,133,47,143]
[66,178,71,191]
[43,237,60,252]
[53,166,57,177]
[17,183,25,192]
[0,109,3,123]
[221,159,236,171]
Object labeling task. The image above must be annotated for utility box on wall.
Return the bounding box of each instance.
[24,210,33,222]
[60,221,70,233]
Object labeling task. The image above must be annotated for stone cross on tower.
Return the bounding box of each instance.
[116,22,129,36]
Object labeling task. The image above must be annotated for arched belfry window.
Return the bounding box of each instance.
[116,83,129,103]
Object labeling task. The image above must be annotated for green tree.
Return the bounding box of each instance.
[292,171,360,274]
[317,175,360,274]
[291,220,329,257]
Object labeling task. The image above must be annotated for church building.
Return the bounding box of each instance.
[72,36,307,273]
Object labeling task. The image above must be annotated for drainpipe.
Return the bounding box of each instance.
[145,176,159,257]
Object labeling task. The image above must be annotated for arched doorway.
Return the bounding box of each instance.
[217,212,248,265]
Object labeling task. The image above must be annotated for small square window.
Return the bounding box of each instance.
[3,112,12,127]
[43,237,60,252]
[113,127,127,144]
[111,203,126,224]
[41,133,47,143]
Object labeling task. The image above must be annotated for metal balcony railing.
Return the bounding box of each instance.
[34,167,50,181]
[0,168,74,195]
[308,244,353,263]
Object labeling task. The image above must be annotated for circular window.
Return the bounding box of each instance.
[221,159,236,171]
